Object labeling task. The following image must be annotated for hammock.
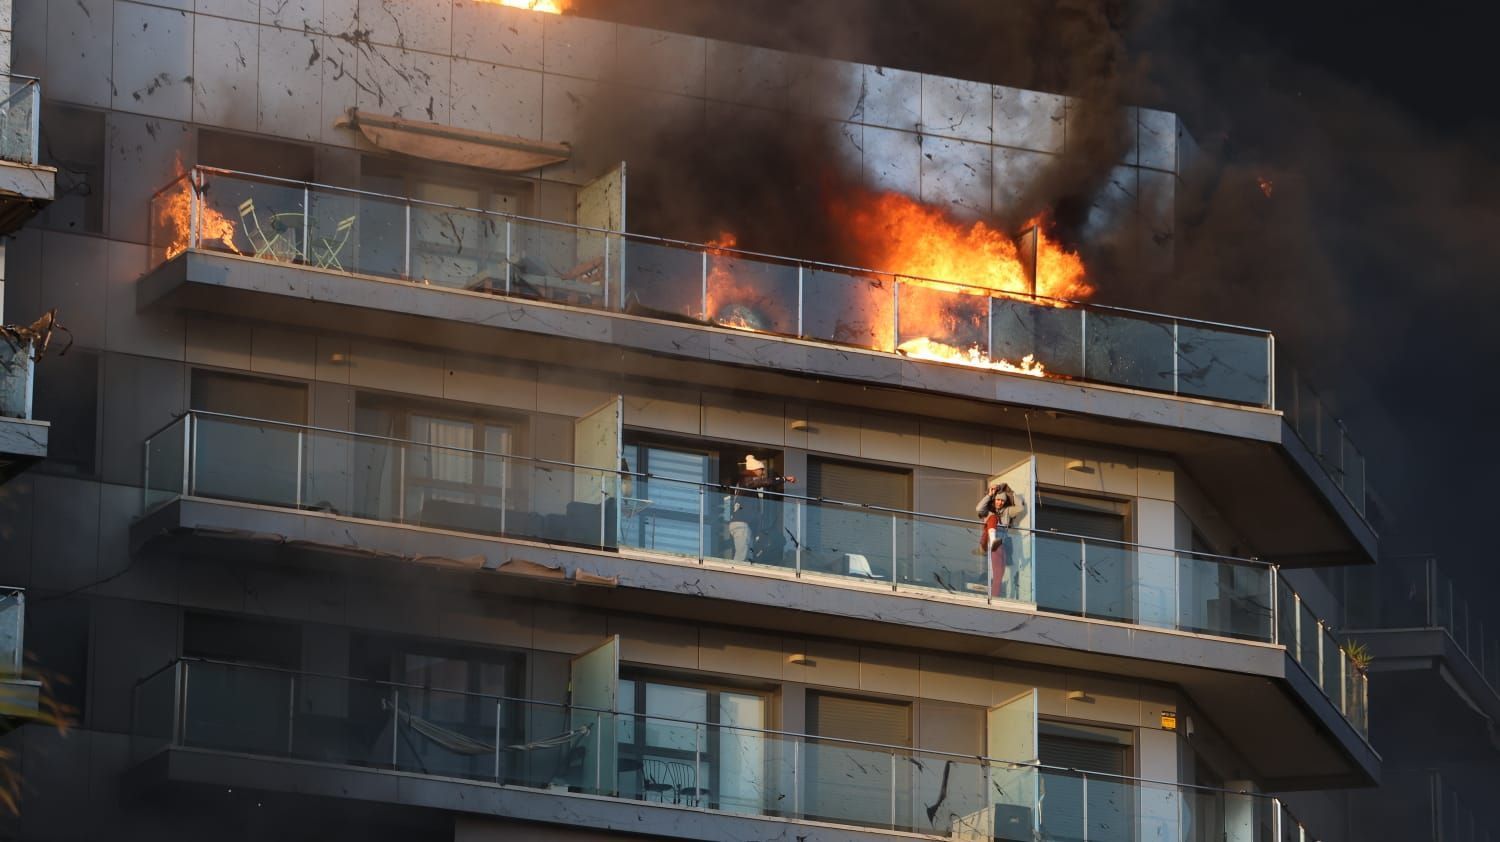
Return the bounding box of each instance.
[381,698,494,756]
[381,698,593,758]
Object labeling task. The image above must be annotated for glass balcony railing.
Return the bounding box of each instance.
[0,587,23,674]
[0,75,39,166]
[134,658,1328,841]
[142,412,1368,738]
[146,166,1373,519]
[1365,559,1500,695]
[1275,362,1366,516]
[148,167,1276,402]
[0,340,34,421]
[1276,577,1369,740]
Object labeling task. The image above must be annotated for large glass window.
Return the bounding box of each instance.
[1035,491,1131,620]
[1038,722,1133,842]
[805,692,912,829]
[189,369,308,505]
[621,442,715,558]
[617,675,770,815]
[805,458,912,579]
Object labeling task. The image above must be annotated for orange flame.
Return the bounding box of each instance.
[833,189,1088,376]
[479,0,568,12]
[701,190,1089,378]
[830,190,1091,303]
[154,157,240,260]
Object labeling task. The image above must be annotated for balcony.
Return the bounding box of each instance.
[0,587,38,717]
[0,339,47,483]
[138,167,1373,562]
[0,75,53,234]
[131,658,1331,842]
[1347,559,1500,734]
[133,411,1372,773]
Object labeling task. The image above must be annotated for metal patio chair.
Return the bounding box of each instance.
[238,198,297,261]
[310,215,356,270]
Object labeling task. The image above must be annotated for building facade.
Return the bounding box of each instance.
[0,2,1387,840]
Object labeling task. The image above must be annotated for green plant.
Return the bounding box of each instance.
[1342,639,1372,672]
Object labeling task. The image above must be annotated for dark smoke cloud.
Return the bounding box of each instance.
[572,0,1148,259]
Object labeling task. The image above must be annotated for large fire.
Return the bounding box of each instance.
[154,159,240,261]
[479,0,569,12]
[704,189,1090,378]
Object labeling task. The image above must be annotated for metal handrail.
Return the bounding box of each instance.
[166,409,1276,569]
[184,165,1274,337]
[151,656,1312,807]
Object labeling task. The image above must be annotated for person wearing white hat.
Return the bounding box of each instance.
[725,453,796,564]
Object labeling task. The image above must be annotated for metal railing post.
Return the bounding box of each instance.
[1316,621,1325,690]
[795,500,803,577]
[698,486,706,561]
[286,675,296,754]
[1172,320,1181,396]
[500,455,508,536]
[603,234,611,309]
[1080,310,1088,378]
[1268,333,1277,409]
[1271,566,1281,645]
[892,280,901,351]
[28,81,40,164]
[403,204,412,279]
[1293,594,1302,664]
[295,429,305,509]
[700,250,709,320]
[1082,772,1089,840]
[390,687,400,767]
[501,696,513,780]
[595,713,604,793]
[598,482,607,548]
[189,172,201,250]
[693,723,702,807]
[1080,538,1089,617]
[890,515,899,591]
[301,186,311,264]
[792,738,801,818]
[397,447,407,523]
[173,661,186,745]
[889,751,897,830]
[504,220,513,295]
[1172,547,1181,632]
[184,415,195,496]
[797,266,805,337]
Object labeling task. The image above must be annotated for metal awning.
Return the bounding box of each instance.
[336,109,571,172]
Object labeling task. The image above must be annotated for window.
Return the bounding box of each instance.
[354,635,523,782]
[361,156,532,290]
[617,674,771,815]
[189,370,309,505]
[1037,722,1133,842]
[1036,491,1133,621]
[180,611,303,756]
[805,692,912,828]
[621,441,716,558]
[805,458,912,578]
[352,396,523,533]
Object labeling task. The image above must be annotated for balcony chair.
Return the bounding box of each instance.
[310,215,356,271]
[237,198,298,262]
[675,761,711,807]
[639,757,680,803]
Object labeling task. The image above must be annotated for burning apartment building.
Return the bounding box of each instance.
[0,1,1410,840]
